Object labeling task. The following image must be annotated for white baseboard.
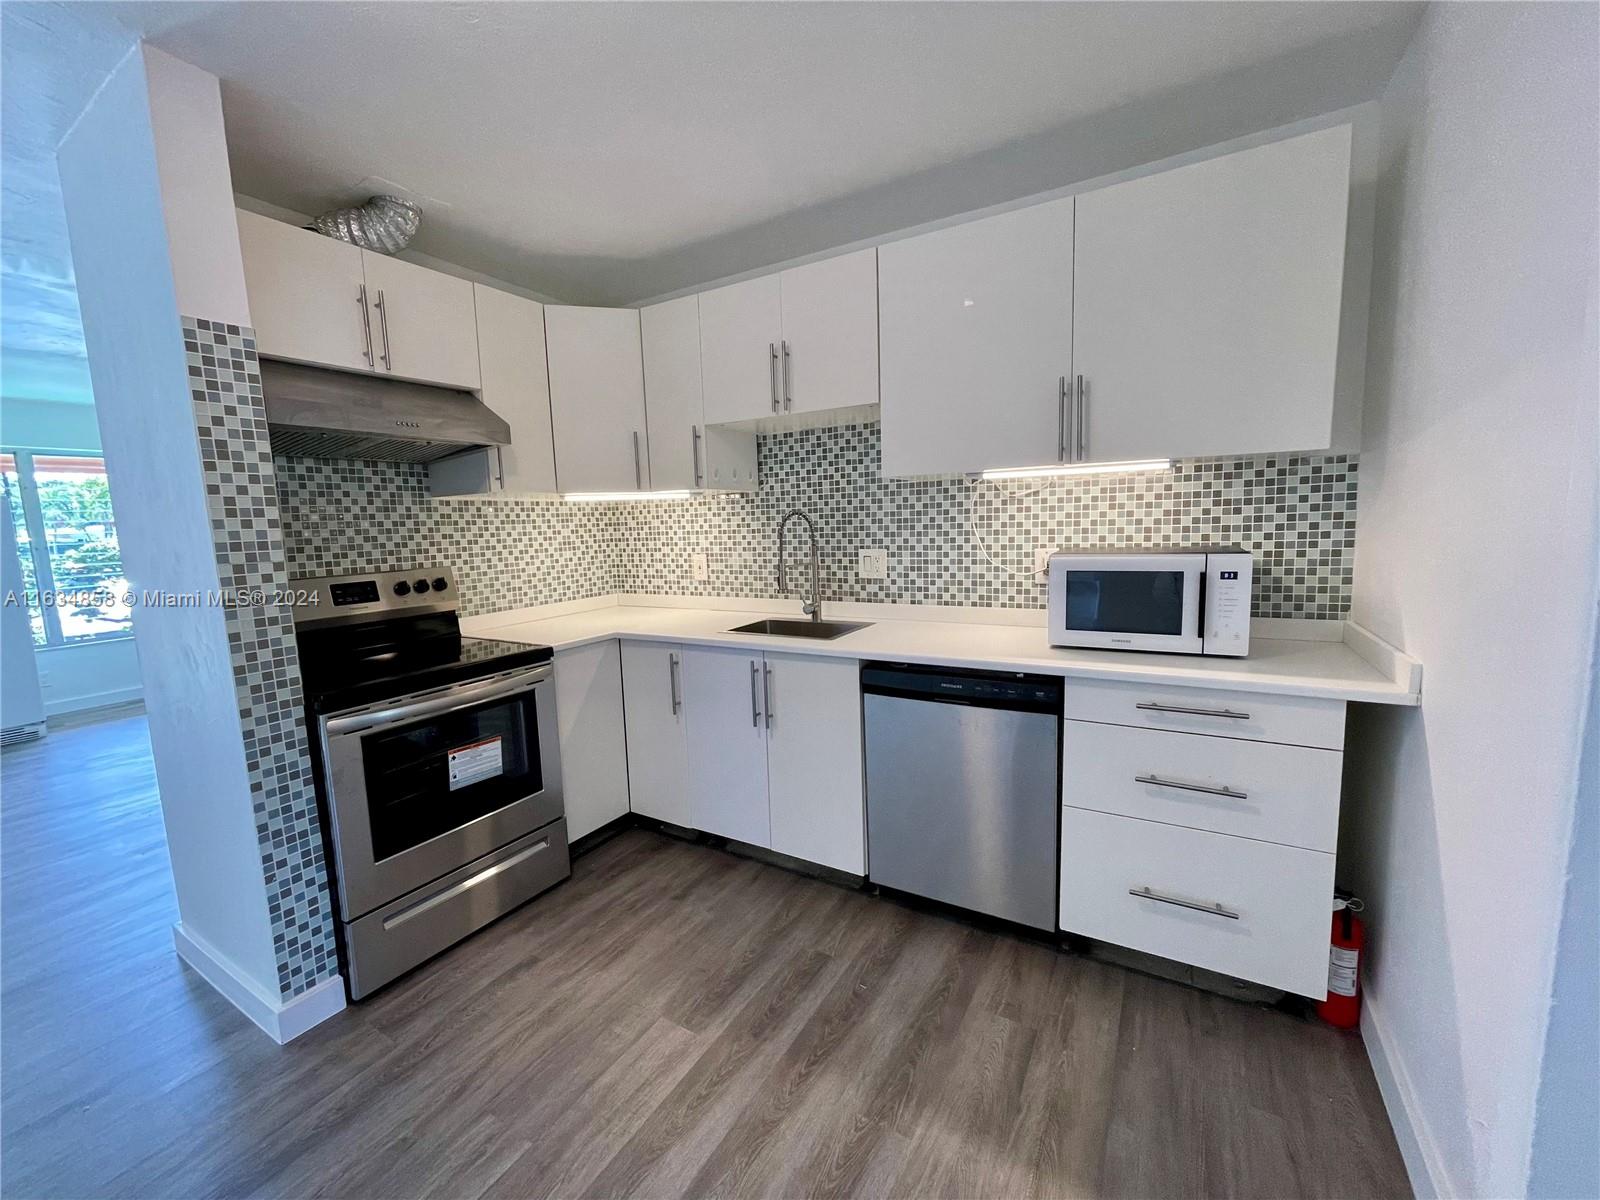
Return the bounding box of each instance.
[172,922,345,1044]
[1362,990,1452,1199]
[43,683,144,718]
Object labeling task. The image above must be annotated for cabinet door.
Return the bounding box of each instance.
[698,274,782,425]
[236,209,372,373]
[640,295,704,491]
[545,306,649,493]
[620,641,691,826]
[554,642,631,841]
[765,653,865,874]
[474,284,556,493]
[777,249,879,417]
[682,647,770,847]
[878,197,1074,477]
[1073,124,1351,462]
[359,251,482,389]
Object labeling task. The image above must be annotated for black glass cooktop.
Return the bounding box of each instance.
[296,613,553,714]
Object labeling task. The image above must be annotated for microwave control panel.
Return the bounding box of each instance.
[1202,553,1253,656]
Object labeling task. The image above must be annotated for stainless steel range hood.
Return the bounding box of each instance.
[261,360,510,463]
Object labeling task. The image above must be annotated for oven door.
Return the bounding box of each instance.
[1047,554,1205,654]
[318,664,564,920]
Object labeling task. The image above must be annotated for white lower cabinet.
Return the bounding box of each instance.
[764,653,865,874]
[620,641,690,827]
[676,646,865,874]
[554,642,631,841]
[1059,806,1335,998]
[682,646,771,846]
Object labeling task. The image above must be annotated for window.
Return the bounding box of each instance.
[1,451,133,644]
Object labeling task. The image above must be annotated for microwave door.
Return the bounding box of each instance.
[1048,554,1205,653]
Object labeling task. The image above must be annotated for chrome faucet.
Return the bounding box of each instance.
[776,508,822,622]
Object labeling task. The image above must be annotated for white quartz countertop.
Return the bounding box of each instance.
[464,598,1421,705]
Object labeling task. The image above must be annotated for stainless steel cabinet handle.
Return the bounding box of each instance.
[668,652,682,715]
[691,425,703,488]
[1135,774,1249,800]
[493,445,506,492]
[357,284,375,367]
[1129,886,1239,920]
[1057,375,1068,461]
[1077,375,1088,460]
[769,343,780,412]
[374,289,392,371]
[762,661,774,728]
[749,660,762,727]
[781,340,792,411]
[632,430,643,489]
[1135,701,1251,720]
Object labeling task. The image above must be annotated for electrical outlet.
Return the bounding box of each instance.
[690,551,709,582]
[858,548,888,580]
[1034,547,1056,575]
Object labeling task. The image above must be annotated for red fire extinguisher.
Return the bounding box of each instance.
[1316,892,1365,1029]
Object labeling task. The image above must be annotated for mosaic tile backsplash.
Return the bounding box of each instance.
[184,317,336,1000]
[275,422,1357,620]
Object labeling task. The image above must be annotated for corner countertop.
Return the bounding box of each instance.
[462,596,1421,706]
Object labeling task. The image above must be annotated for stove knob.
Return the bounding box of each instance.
[392,580,411,596]
[413,578,431,593]
[431,577,449,592]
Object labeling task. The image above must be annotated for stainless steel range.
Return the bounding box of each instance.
[291,567,568,1000]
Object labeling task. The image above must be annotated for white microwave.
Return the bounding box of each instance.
[1046,546,1253,657]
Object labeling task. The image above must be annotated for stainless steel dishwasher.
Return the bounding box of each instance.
[862,662,1062,931]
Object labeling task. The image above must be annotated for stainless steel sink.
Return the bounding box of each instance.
[728,618,871,640]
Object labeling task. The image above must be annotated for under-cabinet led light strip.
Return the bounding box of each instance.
[977,459,1172,481]
[560,490,694,502]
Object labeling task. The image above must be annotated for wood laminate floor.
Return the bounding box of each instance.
[1,711,1410,1199]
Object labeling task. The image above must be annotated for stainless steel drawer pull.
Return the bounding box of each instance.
[750,660,761,727]
[691,425,704,488]
[1135,702,1251,720]
[781,340,793,411]
[762,661,774,728]
[1134,774,1249,800]
[769,343,780,412]
[374,288,392,371]
[668,652,682,715]
[1057,375,1068,462]
[383,838,551,929]
[1129,886,1239,920]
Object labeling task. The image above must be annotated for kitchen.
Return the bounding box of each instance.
[1,4,1595,1200]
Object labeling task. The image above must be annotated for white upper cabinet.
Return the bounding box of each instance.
[359,252,482,390]
[640,295,707,491]
[1072,124,1352,463]
[698,273,783,425]
[879,198,1075,477]
[776,248,879,417]
[698,250,880,426]
[642,295,758,492]
[545,305,649,493]
[236,208,480,389]
[472,284,556,493]
[236,209,372,374]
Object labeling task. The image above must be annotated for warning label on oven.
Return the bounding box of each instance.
[448,737,504,791]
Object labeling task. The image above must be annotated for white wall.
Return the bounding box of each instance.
[35,639,142,716]
[1341,4,1600,1198]
[57,45,281,1000]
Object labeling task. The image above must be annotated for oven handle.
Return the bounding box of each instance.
[324,665,553,738]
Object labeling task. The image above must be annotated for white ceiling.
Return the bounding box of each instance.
[2,1,1422,400]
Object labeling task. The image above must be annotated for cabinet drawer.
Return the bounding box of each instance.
[1059,807,1334,997]
[1063,678,1345,749]
[1063,721,1342,851]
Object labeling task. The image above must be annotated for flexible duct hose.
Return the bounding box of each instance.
[310,195,421,255]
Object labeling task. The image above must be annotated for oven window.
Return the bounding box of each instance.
[361,690,544,862]
[1064,570,1186,635]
